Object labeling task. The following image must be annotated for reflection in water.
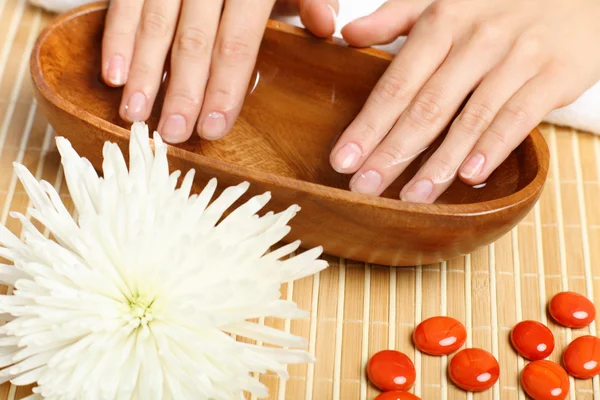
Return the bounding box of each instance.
[249,71,261,95]
[381,146,430,170]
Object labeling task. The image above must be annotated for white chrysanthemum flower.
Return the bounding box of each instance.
[0,122,328,400]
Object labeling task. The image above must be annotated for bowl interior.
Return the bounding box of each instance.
[37,6,540,205]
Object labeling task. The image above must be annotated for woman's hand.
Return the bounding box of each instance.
[101,0,338,143]
[330,0,600,203]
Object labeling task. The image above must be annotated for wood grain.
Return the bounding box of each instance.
[0,1,598,399]
[30,2,549,266]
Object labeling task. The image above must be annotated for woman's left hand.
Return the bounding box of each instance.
[329,0,600,203]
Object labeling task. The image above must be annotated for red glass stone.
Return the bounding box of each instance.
[510,320,555,360]
[413,316,466,356]
[563,335,600,379]
[367,350,416,391]
[548,291,595,328]
[521,360,570,400]
[448,348,500,392]
[375,391,421,400]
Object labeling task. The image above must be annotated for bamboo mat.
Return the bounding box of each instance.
[1,1,600,399]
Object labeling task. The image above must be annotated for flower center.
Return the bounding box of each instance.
[128,294,155,328]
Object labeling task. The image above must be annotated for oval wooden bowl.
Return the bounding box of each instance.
[30,2,549,266]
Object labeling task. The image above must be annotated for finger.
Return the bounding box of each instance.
[299,0,339,38]
[329,16,452,176]
[101,0,144,87]
[348,34,507,198]
[341,0,431,47]
[119,0,181,122]
[197,0,276,140]
[157,0,223,143]
[400,36,543,203]
[460,70,565,185]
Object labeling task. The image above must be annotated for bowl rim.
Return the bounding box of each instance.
[30,1,550,218]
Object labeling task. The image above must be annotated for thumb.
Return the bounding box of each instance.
[341,0,431,47]
[297,0,339,38]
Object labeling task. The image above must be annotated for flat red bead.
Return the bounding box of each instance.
[548,291,595,328]
[367,350,416,391]
[521,360,569,400]
[510,320,555,360]
[413,316,466,356]
[563,335,600,379]
[375,391,421,400]
[448,348,500,392]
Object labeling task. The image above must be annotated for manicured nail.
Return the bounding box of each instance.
[350,170,382,195]
[332,143,362,172]
[124,91,147,121]
[161,114,187,143]
[401,179,433,203]
[201,112,227,140]
[460,154,485,179]
[106,55,126,86]
[327,4,338,32]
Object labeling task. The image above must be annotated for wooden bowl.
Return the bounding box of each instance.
[30,1,549,266]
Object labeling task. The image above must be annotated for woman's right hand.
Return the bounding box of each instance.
[101,0,338,144]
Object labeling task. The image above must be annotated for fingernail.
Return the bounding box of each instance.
[350,170,382,195]
[460,154,485,179]
[106,55,126,86]
[202,112,227,140]
[401,179,433,203]
[124,91,147,121]
[332,143,362,172]
[327,4,338,32]
[161,114,187,143]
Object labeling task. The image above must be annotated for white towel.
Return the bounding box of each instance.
[31,0,600,135]
[28,0,97,14]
